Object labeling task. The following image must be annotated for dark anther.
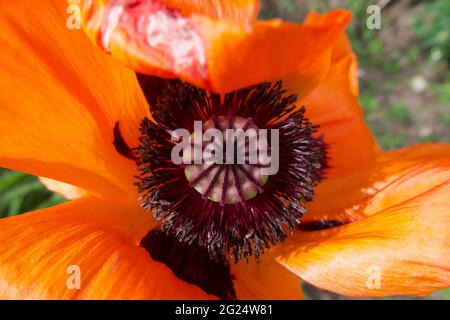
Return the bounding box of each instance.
[298,220,351,231]
[141,229,236,300]
[113,122,136,160]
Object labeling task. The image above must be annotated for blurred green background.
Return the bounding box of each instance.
[0,0,449,299]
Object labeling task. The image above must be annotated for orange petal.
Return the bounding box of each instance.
[39,178,86,200]
[305,143,450,223]
[293,28,377,179]
[276,143,450,296]
[0,1,148,199]
[162,0,260,24]
[203,10,350,94]
[232,257,303,300]
[80,0,350,94]
[281,10,352,100]
[303,11,353,64]
[0,197,214,299]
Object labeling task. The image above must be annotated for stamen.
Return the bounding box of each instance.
[135,75,325,262]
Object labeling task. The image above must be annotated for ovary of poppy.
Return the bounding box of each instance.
[0,0,448,300]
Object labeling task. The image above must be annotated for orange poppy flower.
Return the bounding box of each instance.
[0,0,448,300]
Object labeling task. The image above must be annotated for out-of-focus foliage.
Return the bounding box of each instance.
[0,169,66,217]
[413,0,450,65]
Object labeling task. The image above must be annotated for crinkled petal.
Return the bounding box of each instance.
[0,197,214,299]
[80,0,350,94]
[276,143,450,297]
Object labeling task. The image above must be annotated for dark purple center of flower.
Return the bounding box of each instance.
[183,115,270,205]
[134,75,325,263]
